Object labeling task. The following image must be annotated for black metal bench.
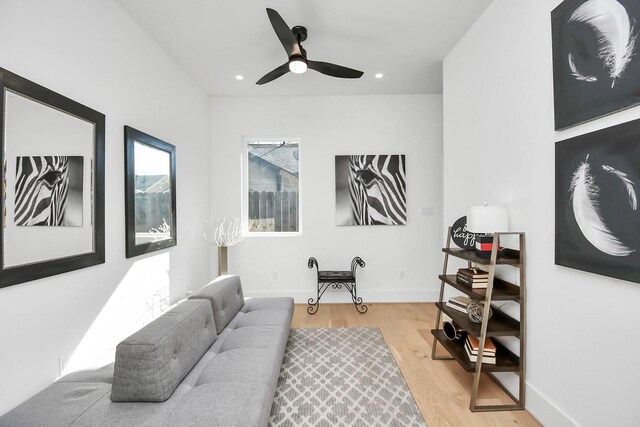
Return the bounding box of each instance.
[307,256,367,314]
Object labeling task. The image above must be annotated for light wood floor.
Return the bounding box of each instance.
[291,302,542,427]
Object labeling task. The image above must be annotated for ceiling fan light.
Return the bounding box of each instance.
[289,56,307,74]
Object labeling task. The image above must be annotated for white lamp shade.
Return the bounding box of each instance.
[467,205,509,233]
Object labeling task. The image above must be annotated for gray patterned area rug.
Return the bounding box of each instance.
[269,328,427,427]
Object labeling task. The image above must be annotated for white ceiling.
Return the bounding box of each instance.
[116,0,494,97]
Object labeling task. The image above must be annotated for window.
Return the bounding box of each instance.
[244,139,300,234]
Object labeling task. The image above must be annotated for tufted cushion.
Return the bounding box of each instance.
[164,382,272,427]
[241,297,293,313]
[195,348,280,388]
[110,300,217,402]
[219,326,288,353]
[189,275,245,334]
[228,310,292,329]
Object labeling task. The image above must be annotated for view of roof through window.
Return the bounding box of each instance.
[248,141,299,176]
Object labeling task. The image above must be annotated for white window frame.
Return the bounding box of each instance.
[241,136,302,237]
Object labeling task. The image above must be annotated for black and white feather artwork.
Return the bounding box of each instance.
[568,0,636,87]
[569,155,635,256]
[601,164,637,209]
[552,0,640,129]
[556,118,640,284]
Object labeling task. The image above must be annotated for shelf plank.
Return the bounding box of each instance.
[439,275,520,302]
[436,302,520,337]
[431,330,520,373]
[442,248,521,266]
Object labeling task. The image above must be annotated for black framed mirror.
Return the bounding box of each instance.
[0,67,105,288]
[124,126,176,258]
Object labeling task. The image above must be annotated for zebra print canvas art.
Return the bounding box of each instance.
[14,156,83,227]
[335,155,406,226]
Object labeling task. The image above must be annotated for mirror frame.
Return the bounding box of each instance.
[124,125,177,258]
[0,67,105,288]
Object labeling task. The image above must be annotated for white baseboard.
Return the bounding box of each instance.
[243,289,439,304]
[526,382,578,427]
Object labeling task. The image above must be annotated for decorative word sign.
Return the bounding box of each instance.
[451,216,476,250]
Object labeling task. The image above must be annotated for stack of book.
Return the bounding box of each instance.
[456,268,489,288]
[465,335,496,364]
[445,296,470,314]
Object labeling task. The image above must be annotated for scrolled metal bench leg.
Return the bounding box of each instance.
[351,282,368,314]
[307,281,320,314]
[307,297,319,315]
[307,282,330,315]
[353,298,368,314]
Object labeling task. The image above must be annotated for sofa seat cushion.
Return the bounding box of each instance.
[71,385,192,427]
[0,382,111,427]
[57,364,114,384]
[228,309,292,329]
[111,299,217,402]
[195,348,280,388]
[163,382,273,427]
[190,275,245,334]
[241,297,293,313]
[219,326,289,353]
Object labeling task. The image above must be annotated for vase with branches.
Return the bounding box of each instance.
[202,217,244,275]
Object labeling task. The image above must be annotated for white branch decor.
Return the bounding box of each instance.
[149,219,171,242]
[202,217,244,276]
[202,217,244,248]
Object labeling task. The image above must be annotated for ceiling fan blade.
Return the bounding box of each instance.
[266,8,297,57]
[307,61,364,79]
[256,63,290,85]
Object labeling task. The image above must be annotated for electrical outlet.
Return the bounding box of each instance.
[399,270,405,279]
[58,356,67,376]
[420,207,434,216]
[272,272,279,280]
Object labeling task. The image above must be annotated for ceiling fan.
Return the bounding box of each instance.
[256,8,364,85]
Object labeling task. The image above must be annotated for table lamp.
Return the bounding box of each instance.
[467,204,508,258]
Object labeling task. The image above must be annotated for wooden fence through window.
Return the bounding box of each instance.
[248,190,298,232]
[135,193,171,232]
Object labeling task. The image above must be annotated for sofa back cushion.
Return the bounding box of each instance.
[111,299,216,402]
[189,275,244,334]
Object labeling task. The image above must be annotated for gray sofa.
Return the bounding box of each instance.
[0,275,294,426]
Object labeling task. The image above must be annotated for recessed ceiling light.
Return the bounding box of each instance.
[375,73,384,79]
[235,75,244,81]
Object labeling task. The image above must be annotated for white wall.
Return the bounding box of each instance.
[210,95,442,303]
[0,0,211,415]
[444,1,640,426]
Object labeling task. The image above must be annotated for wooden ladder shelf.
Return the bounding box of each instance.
[431,228,526,412]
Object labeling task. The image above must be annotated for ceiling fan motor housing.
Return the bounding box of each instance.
[292,25,307,42]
